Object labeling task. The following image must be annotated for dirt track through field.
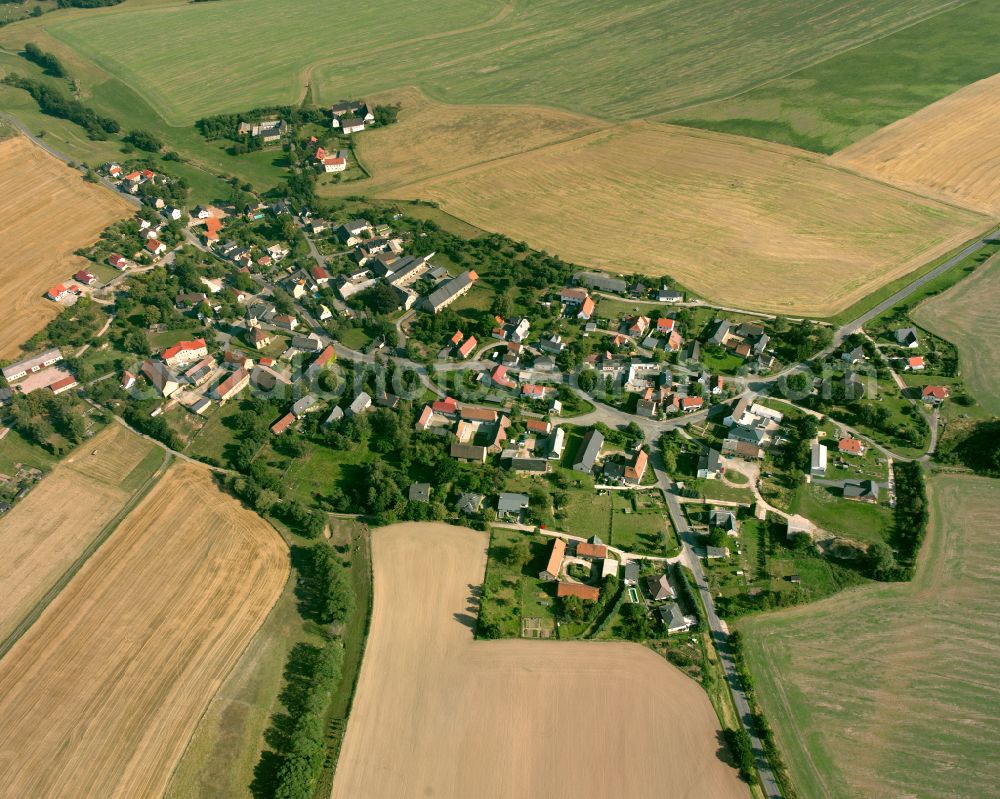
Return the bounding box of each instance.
[387,122,986,316]
[0,460,288,798]
[831,72,1000,215]
[332,522,746,799]
[0,134,131,358]
[0,423,158,643]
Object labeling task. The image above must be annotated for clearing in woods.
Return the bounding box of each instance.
[386,122,988,316]
[0,423,162,644]
[734,474,1000,799]
[33,0,954,124]
[830,72,1000,215]
[0,134,132,358]
[0,460,288,798]
[331,522,747,799]
[911,252,1000,415]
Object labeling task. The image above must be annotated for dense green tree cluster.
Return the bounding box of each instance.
[22,43,66,77]
[2,74,119,138]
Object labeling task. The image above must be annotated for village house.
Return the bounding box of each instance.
[557,582,600,601]
[660,603,693,634]
[456,492,484,515]
[922,385,950,404]
[183,357,216,387]
[347,391,372,417]
[895,327,920,348]
[420,271,478,313]
[46,284,74,302]
[573,428,604,473]
[697,447,723,479]
[271,413,295,435]
[2,349,63,383]
[214,368,250,403]
[540,537,567,581]
[843,479,879,503]
[838,437,864,455]
[161,338,208,369]
[408,483,431,504]
[624,449,648,484]
[647,573,675,601]
[904,356,925,371]
[810,440,827,477]
[141,359,180,398]
[237,119,288,142]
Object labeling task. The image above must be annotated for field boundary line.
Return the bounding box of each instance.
[0,448,172,663]
[162,513,292,796]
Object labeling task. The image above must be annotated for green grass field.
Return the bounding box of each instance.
[24,0,953,126]
[912,252,1000,415]
[736,474,1000,799]
[791,482,892,546]
[667,0,1000,153]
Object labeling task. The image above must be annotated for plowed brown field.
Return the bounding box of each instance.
[0,423,160,643]
[0,460,288,797]
[0,134,132,357]
[331,522,747,799]
[832,73,1000,215]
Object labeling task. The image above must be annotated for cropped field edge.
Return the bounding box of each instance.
[161,507,293,794]
[827,221,1000,325]
[0,446,171,661]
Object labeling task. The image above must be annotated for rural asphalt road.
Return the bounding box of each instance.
[835,230,998,345]
[651,450,783,799]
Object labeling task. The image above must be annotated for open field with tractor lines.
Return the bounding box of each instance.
[831,72,1000,215]
[387,122,988,316]
[337,87,605,195]
[0,134,133,357]
[734,474,1000,799]
[23,0,956,125]
[666,0,1000,154]
[0,423,162,644]
[0,460,287,797]
[912,252,1000,415]
[331,522,746,799]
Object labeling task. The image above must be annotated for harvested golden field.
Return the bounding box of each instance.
[337,87,604,194]
[0,135,132,357]
[0,423,161,643]
[332,522,746,799]
[912,251,1000,415]
[736,474,1000,799]
[389,122,988,316]
[0,460,288,797]
[832,72,1000,215]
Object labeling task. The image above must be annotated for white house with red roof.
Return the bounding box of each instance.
[73,269,97,286]
[905,356,925,371]
[921,385,950,404]
[108,253,129,270]
[146,239,167,257]
[46,284,73,302]
[162,338,208,369]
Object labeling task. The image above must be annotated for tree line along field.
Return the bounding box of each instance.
[830,72,1000,215]
[385,122,988,317]
[665,0,1000,154]
[0,423,162,645]
[16,0,955,125]
[734,473,1000,799]
[332,522,747,799]
[0,460,288,797]
[0,133,133,358]
[911,251,1000,416]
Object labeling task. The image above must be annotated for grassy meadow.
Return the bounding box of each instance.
[0,0,953,125]
[667,0,1000,153]
[912,251,1000,415]
[736,473,1000,799]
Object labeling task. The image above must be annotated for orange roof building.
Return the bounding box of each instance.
[540,537,566,581]
[557,582,600,601]
[576,542,608,559]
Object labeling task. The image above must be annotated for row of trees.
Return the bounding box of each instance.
[3,73,119,139]
[22,42,66,77]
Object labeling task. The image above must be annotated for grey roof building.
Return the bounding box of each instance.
[497,492,529,519]
[575,271,627,294]
[659,602,692,633]
[646,573,675,601]
[408,482,431,503]
[843,479,878,502]
[420,270,477,313]
[456,492,484,515]
[697,447,722,478]
[572,428,604,473]
[623,561,640,586]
